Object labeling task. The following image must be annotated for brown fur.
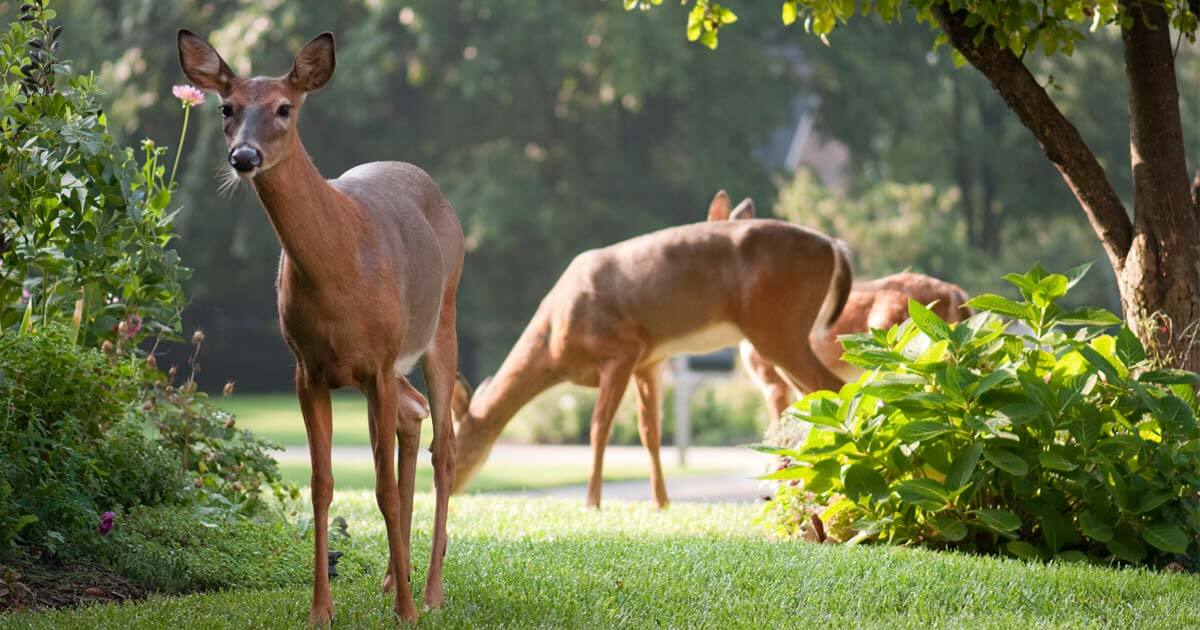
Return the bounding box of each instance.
[451,210,851,508]
[179,30,462,624]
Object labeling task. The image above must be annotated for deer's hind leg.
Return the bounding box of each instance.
[381,376,428,595]
[633,363,668,508]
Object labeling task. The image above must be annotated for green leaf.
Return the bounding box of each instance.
[1140,523,1189,554]
[1156,395,1197,434]
[1040,511,1073,552]
[1058,307,1121,327]
[971,367,1014,399]
[1134,491,1174,515]
[1077,344,1121,384]
[757,465,810,481]
[966,294,1030,320]
[1106,536,1147,563]
[896,420,956,442]
[930,513,968,541]
[982,447,1028,476]
[782,0,798,25]
[1115,327,1146,365]
[1037,451,1077,472]
[1140,369,1200,385]
[1063,262,1092,290]
[908,299,952,341]
[972,509,1022,533]
[894,478,951,510]
[1078,512,1114,543]
[842,463,889,501]
[1006,540,1042,560]
[859,373,925,401]
[946,442,982,490]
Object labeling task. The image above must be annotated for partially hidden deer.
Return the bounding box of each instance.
[705,194,972,421]
[449,192,852,508]
[178,31,463,624]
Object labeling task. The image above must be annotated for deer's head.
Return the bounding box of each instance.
[449,373,496,494]
[177,30,335,179]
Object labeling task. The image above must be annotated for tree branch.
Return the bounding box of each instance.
[933,5,1133,268]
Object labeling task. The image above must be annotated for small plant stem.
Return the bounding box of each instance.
[169,105,191,189]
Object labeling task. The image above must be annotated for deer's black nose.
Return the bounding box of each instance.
[229,145,262,172]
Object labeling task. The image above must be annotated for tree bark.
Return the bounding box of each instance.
[935,4,1200,370]
[1119,0,1200,370]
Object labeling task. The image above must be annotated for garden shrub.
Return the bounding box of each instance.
[0,1,187,342]
[757,264,1200,568]
[0,324,186,555]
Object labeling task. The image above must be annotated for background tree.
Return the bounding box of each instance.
[637,0,1200,369]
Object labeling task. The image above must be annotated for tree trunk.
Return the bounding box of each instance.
[951,76,979,247]
[935,4,1200,370]
[1118,0,1200,370]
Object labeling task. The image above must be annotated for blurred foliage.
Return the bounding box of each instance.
[774,169,1120,310]
[17,0,796,388]
[7,1,1193,390]
[0,1,188,344]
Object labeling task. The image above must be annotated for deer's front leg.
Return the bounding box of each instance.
[367,372,418,622]
[634,364,668,509]
[587,357,637,509]
[297,368,335,626]
[420,311,459,609]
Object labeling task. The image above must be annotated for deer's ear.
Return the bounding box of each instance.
[707,190,732,222]
[730,198,756,220]
[290,32,336,93]
[177,29,236,95]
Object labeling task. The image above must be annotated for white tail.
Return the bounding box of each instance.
[450,189,852,508]
[180,30,463,623]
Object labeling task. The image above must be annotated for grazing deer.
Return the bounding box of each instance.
[178,31,463,623]
[449,193,852,508]
[706,193,972,421]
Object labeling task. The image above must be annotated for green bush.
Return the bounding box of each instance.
[0,324,186,556]
[0,1,187,342]
[142,338,300,516]
[758,265,1199,568]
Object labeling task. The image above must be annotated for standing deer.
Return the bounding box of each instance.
[705,192,972,421]
[178,31,462,623]
[449,196,852,508]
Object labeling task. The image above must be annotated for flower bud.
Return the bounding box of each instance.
[192,329,205,344]
[141,400,154,412]
[224,416,236,429]
[168,366,178,381]
[146,354,157,370]
[101,340,113,353]
[193,477,204,488]
[223,381,235,397]
[117,320,128,336]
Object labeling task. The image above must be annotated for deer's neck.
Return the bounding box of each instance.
[468,326,562,439]
[252,140,362,284]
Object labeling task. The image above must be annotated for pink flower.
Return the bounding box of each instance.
[172,84,205,107]
[98,511,115,535]
[120,313,143,339]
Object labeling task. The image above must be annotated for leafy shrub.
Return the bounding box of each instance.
[0,324,186,555]
[142,337,299,516]
[0,1,187,342]
[758,265,1199,568]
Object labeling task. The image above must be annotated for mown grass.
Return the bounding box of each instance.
[276,459,722,493]
[5,493,1197,629]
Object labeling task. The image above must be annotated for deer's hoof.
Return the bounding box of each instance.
[394,602,419,624]
[423,581,445,610]
[308,601,334,627]
[380,572,394,594]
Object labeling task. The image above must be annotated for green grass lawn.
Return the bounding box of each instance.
[222,393,381,447]
[6,493,1198,629]
[276,459,722,493]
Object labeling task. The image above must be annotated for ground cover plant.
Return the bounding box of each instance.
[758,265,1200,568]
[4,492,1198,628]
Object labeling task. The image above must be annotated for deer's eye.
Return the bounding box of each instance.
[220,103,234,118]
[276,104,292,118]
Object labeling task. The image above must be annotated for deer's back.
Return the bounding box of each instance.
[539,219,835,360]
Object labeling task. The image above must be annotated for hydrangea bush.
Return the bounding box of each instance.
[757,265,1200,568]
